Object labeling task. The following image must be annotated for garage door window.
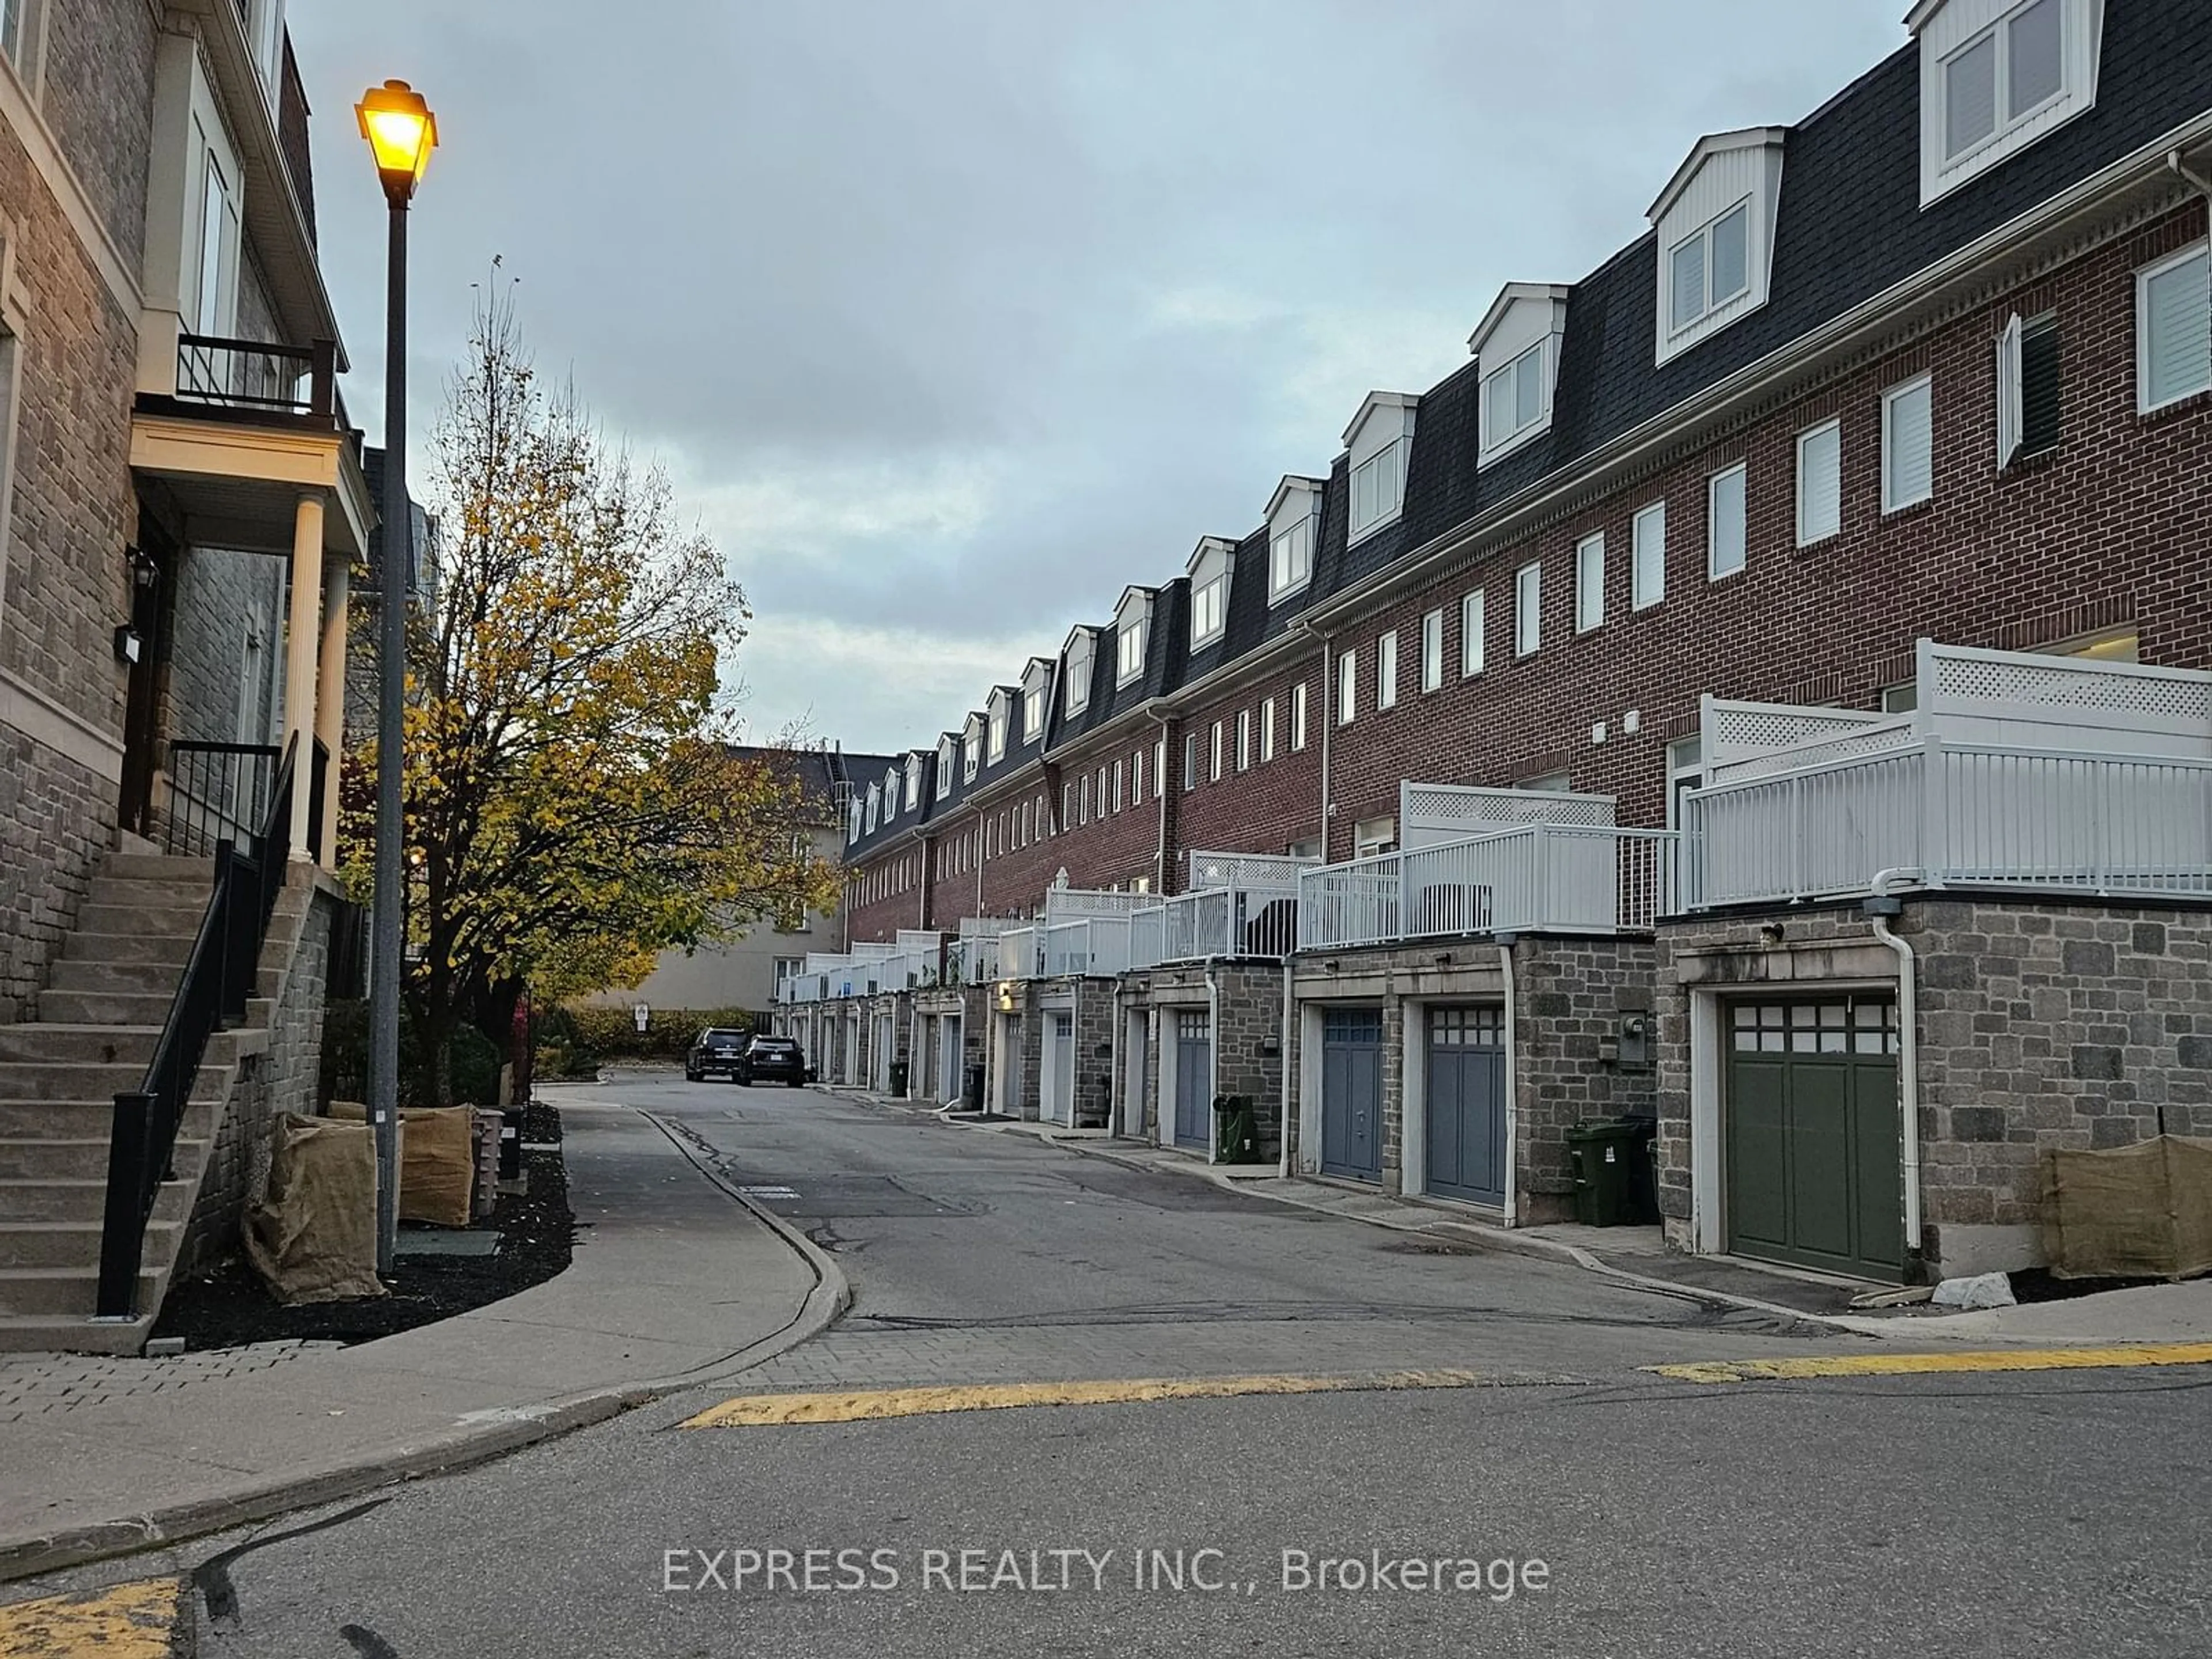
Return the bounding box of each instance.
[1733,998,1898,1056]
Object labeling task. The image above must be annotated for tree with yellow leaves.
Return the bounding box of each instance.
[344,297,837,1101]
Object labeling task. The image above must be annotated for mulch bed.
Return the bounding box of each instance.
[153,1107,574,1350]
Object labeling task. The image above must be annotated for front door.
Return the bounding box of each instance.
[1043,1012,1075,1125]
[1726,995,1904,1279]
[1426,1006,1506,1205]
[117,511,178,837]
[1320,1007,1385,1181]
[1172,1010,1211,1150]
[940,1014,963,1101]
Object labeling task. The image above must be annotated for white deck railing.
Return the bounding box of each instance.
[1125,878,1304,968]
[1296,824,1678,950]
[1683,738,2212,907]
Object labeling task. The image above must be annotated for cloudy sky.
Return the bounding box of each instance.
[288,0,1905,755]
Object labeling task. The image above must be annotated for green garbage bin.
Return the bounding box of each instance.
[1214,1094,1259,1164]
[888,1060,909,1097]
[1566,1118,1643,1226]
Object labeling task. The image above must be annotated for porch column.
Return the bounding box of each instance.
[283,493,327,862]
[314,554,351,866]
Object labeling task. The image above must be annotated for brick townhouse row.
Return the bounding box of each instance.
[780,0,2212,1287]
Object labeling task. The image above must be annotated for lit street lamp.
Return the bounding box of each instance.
[357,78,437,1275]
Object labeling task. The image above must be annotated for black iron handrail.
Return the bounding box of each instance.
[162,741,281,858]
[97,737,299,1320]
[174,332,336,418]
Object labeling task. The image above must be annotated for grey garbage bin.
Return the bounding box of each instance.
[963,1063,986,1111]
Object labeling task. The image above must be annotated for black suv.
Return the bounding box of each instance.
[735,1035,806,1088]
[685,1027,751,1083]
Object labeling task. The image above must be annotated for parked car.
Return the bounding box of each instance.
[685,1027,751,1083]
[734,1035,807,1088]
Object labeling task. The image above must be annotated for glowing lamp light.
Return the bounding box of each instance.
[355,79,437,204]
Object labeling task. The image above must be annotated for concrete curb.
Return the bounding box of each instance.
[0,1107,851,1587]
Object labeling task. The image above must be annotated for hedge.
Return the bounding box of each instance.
[550,1004,769,1066]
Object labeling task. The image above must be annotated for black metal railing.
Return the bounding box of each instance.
[97,738,299,1320]
[307,737,330,865]
[162,741,281,858]
[174,332,336,419]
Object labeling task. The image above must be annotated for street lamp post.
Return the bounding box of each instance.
[357,79,437,1275]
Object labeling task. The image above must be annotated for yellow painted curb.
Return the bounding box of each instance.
[1645,1341,2212,1385]
[0,1576,180,1657]
[682,1369,1493,1428]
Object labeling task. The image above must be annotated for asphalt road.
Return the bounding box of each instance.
[36,1078,2212,1656]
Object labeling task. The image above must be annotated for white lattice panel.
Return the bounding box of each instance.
[1184,850,1317,891]
[1709,717,1917,783]
[895,930,944,951]
[1703,697,1886,768]
[1925,643,2212,756]
[1399,782,1613,850]
[1043,889,1148,921]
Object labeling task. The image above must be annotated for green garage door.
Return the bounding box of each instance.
[1726,997,1904,1281]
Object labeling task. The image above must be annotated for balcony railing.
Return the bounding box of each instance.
[1296,824,1678,950]
[1681,738,2212,908]
[174,332,336,419]
[1126,884,1301,967]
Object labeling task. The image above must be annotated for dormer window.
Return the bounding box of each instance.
[1265,477,1323,604]
[865,783,881,832]
[1342,393,1417,546]
[1913,0,2098,206]
[1471,286,1568,464]
[935,736,955,800]
[1668,201,1749,332]
[963,715,983,782]
[1021,658,1051,741]
[1649,129,1783,365]
[905,756,923,810]
[1184,537,1237,649]
[1112,589,1153,687]
[1063,630,1095,719]
[883,767,902,817]
[849,796,863,844]
[987,714,1005,763]
[986,690,1010,762]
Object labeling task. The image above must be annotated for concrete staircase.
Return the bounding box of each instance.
[0,849,270,1354]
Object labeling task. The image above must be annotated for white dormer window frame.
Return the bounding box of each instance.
[1470,285,1570,465]
[1342,393,1417,547]
[962,715,983,783]
[1649,128,1784,366]
[865,783,881,832]
[1914,0,2097,207]
[905,756,923,810]
[935,737,955,801]
[849,797,863,844]
[987,708,1007,763]
[1112,589,1153,687]
[1264,476,1324,604]
[1021,659,1051,742]
[1063,631,1095,719]
[1185,537,1237,650]
[882,768,901,818]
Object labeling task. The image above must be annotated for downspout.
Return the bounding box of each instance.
[1278,955,1294,1178]
[1299,620,1332,857]
[1150,707,1174,893]
[1497,938,1518,1229]
[1205,959,1222,1165]
[1866,868,1924,1260]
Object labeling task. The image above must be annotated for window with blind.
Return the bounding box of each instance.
[1461,590,1486,677]
[2138,244,2210,415]
[1575,533,1605,632]
[1796,420,1842,546]
[1707,464,1747,579]
[1514,562,1541,657]
[1376,631,1398,710]
[1883,374,1934,512]
[1420,609,1442,692]
[1632,501,1666,609]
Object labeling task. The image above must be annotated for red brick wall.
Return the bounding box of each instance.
[1171,654,1328,887]
[1323,201,2212,856]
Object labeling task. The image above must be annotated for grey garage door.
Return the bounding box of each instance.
[1320,1007,1385,1182]
[1426,1006,1506,1205]
[1172,1010,1211,1150]
[1726,996,1904,1281]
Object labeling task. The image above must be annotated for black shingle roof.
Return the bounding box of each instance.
[839,0,2212,864]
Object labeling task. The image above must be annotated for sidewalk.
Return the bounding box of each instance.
[0,1097,842,1582]
[826,1085,2212,1348]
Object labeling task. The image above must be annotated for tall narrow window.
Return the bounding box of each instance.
[1154,738,1166,799]
[1080,774,1090,825]
[1132,748,1144,804]
[1236,710,1252,771]
[1112,760,1124,812]
[1376,631,1398,710]
[1337,649,1357,726]
[1460,590,1486,677]
[1261,697,1277,761]
[1291,682,1309,751]
[1796,421,1842,546]
[1184,733,1199,792]
[2138,244,2210,414]
[1883,374,1934,512]
[1210,721,1224,782]
[1420,609,1443,692]
[1270,518,1312,597]
[1514,562,1541,657]
[1632,501,1666,609]
[1707,464,1747,579]
[1350,442,1404,537]
[1574,533,1605,632]
[195,150,236,336]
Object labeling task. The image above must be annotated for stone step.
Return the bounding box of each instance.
[0,1137,208,1181]
[36,988,185,1026]
[47,960,184,996]
[0,1098,219,1138]
[82,878,217,919]
[0,1061,169,1103]
[74,903,210,938]
[0,1264,164,1317]
[0,1219,180,1271]
[58,931,197,968]
[0,1024,162,1066]
[101,853,215,884]
[0,1178,193,1224]
[0,1313,155,1356]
